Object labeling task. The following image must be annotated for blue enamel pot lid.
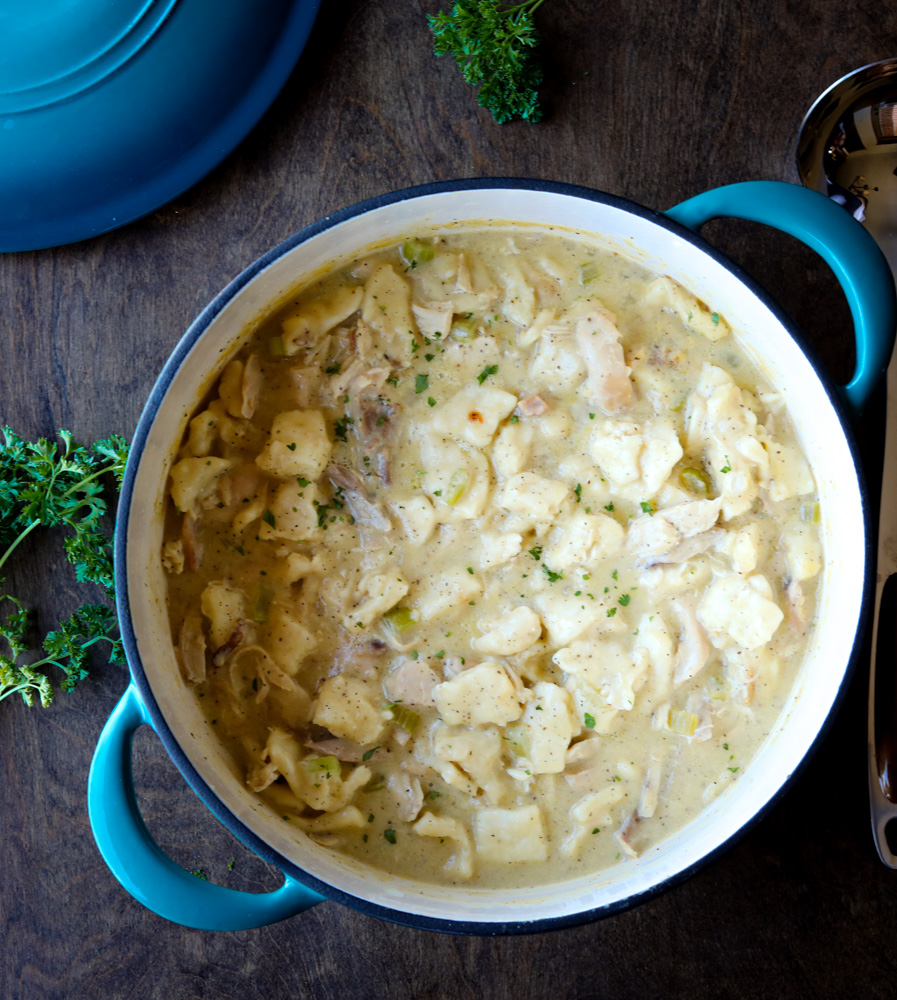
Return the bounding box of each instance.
[0,0,320,253]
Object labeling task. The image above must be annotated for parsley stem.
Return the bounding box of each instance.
[503,0,545,12]
[59,462,118,499]
[0,681,36,703]
[0,519,41,574]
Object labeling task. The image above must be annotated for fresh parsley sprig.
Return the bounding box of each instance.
[428,0,548,124]
[0,428,128,707]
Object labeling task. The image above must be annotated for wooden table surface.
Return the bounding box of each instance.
[3,2,897,997]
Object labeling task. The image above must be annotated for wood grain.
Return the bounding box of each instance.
[3,2,897,997]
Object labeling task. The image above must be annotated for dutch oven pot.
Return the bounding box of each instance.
[89,179,896,934]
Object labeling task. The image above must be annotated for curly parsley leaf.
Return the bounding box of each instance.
[428,1,548,124]
[0,428,128,707]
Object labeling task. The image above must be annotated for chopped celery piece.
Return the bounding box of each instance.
[269,334,286,356]
[252,586,276,624]
[451,314,479,341]
[445,468,470,505]
[706,675,728,701]
[385,606,418,633]
[386,702,420,733]
[801,501,820,524]
[303,755,339,777]
[579,261,600,285]
[400,239,435,268]
[669,709,699,736]
[504,724,531,759]
[679,466,713,497]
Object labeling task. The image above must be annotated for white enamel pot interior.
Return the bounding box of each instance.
[119,179,870,933]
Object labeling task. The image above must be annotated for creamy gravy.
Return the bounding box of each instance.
[162,228,820,888]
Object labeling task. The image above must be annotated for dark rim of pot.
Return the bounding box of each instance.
[114,176,873,936]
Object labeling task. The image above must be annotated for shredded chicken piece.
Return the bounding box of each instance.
[231,644,296,693]
[574,310,634,414]
[638,756,664,818]
[351,318,376,362]
[239,353,262,419]
[211,619,247,667]
[564,737,601,772]
[384,658,439,708]
[502,663,530,705]
[182,512,202,572]
[326,463,391,531]
[650,528,725,566]
[177,610,207,683]
[615,811,641,858]
[328,357,366,400]
[345,367,397,481]
[247,757,279,793]
[388,772,424,823]
[672,599,710,686]
[412,302,453,339]
[786,579,808,633]
[303,736,369,762]
[328,639,389,679]
[440,654,468,680]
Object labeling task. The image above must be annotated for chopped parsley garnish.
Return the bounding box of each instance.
[362,746,379,761]
[325,363,341,375]
[574,483,582,503]
[528,545,543,560]
[541,564,563,583]
[262,509,276,528]
[334,416,354,442]
[618,593,631,607]
[427,396,437,407]
[720,456,731,474]
[476,364,499,385]
[584,713,596,729]
[640,501,654,515]
[606,607,617,617]
[415,373,429,394]
[384,829,397,844]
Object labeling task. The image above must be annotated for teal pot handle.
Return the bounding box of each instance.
[665,180,896,414]
[88,684,325,930]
